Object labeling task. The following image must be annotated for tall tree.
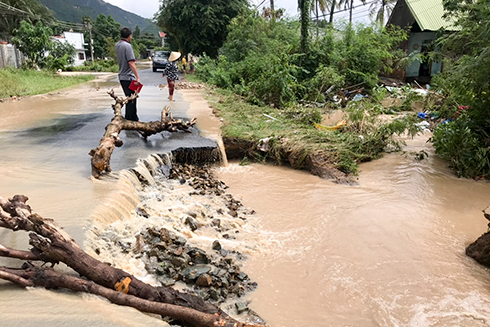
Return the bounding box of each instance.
[328,0,336,24]
[311,0,327,35]
[91,14,121,59]
[298,0,312,54]
[12,20,52,67]
[343,0,367,23]
[369,0,396,26]
[155,0,247,58]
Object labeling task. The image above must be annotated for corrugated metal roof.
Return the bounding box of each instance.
[406,0,458,31]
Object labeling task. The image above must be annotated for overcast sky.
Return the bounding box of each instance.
[104,0,371,23]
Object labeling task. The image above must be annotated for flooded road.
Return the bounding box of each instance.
[215,135,490,327]
[1,71,490,327]
[0,69,214,327]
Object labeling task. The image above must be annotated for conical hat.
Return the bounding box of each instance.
[169,51,181,62]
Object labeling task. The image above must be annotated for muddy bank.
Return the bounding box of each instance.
[466,205,490,266]
[222,136,355,184]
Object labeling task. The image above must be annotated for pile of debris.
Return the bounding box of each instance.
[94,163,262,319]
[139,226,257,304]
[176,81,206,90]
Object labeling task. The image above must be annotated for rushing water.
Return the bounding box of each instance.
[1,81,490,327]
[215,135,490,327]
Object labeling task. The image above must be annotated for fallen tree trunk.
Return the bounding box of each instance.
[89,90,196,178]
[0,265,255,327]
[0,195,263,327]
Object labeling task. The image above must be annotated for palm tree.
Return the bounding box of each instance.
[311,0,328,36]
[369,0,396,26]
[343,0,367,23]
[327,0,350,24]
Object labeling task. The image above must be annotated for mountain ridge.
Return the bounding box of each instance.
[38,0,158,34]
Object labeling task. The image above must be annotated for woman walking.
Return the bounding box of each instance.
[163,51,181,102]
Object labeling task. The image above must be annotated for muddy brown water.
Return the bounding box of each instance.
[1,80,490,327]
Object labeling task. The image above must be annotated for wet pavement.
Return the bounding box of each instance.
[0,66,216,239]
[0,67,220,327]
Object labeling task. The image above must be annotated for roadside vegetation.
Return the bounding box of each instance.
[0,67,94,99]
[207,87,419,177]
[428,0,490,179]
[190,10,421,179]
[181,1,490,180]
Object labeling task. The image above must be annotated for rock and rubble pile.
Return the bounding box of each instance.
[95,162,260,317]
[175,81,206,90]
[138,226,257,304]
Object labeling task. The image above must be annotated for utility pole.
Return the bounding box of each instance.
[85,21,94,62]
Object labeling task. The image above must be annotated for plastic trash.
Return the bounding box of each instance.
[415,121,430,128]
[417,112,427,119]
[352,94,367,101]
[413,89,429,96]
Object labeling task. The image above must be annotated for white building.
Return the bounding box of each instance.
[51,32,87,66]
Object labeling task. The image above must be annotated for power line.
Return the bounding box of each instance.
[0,1,29,16]
[310,0,377,20]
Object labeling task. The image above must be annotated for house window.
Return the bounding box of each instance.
[78,52,85,60]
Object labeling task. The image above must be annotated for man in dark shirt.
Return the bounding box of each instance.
[115,27,141,121]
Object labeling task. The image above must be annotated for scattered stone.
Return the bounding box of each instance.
[235,302,249,314]
[236,272,248,281]
[212,240,222,251]
[195,274,213,287]
[136,207,149,218]
[185,216,198,231]
[187,247,209,264]
[107,163,259,314]
[175,81,206,90]
[182,264,212,281]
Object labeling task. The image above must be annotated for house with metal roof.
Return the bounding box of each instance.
[387,0,458,83]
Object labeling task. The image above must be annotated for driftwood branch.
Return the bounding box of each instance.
[0,195,264,327]
[0,265,256,327]
[0,244,40,261]
[89,90,197,178]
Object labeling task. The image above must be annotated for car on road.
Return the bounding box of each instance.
[152,51,170,72]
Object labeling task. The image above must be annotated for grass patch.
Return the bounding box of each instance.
[206,88,419,175]
[0,68,95,98]
[182,73,202,83]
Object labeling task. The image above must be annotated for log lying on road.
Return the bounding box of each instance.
[0,195,263,327]
[89,90,196,178]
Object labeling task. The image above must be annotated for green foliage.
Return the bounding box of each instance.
[432,116,490,178]
[316,24,408,88]
[298,0,312,54]
[91,14,121,59]
[428,0,490,178]
[156,0,248,57]
[12,20,53,68]
[209,86,420,176]
[305,65,345,101]
[197,12,407,108]
[44,41,76,71]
